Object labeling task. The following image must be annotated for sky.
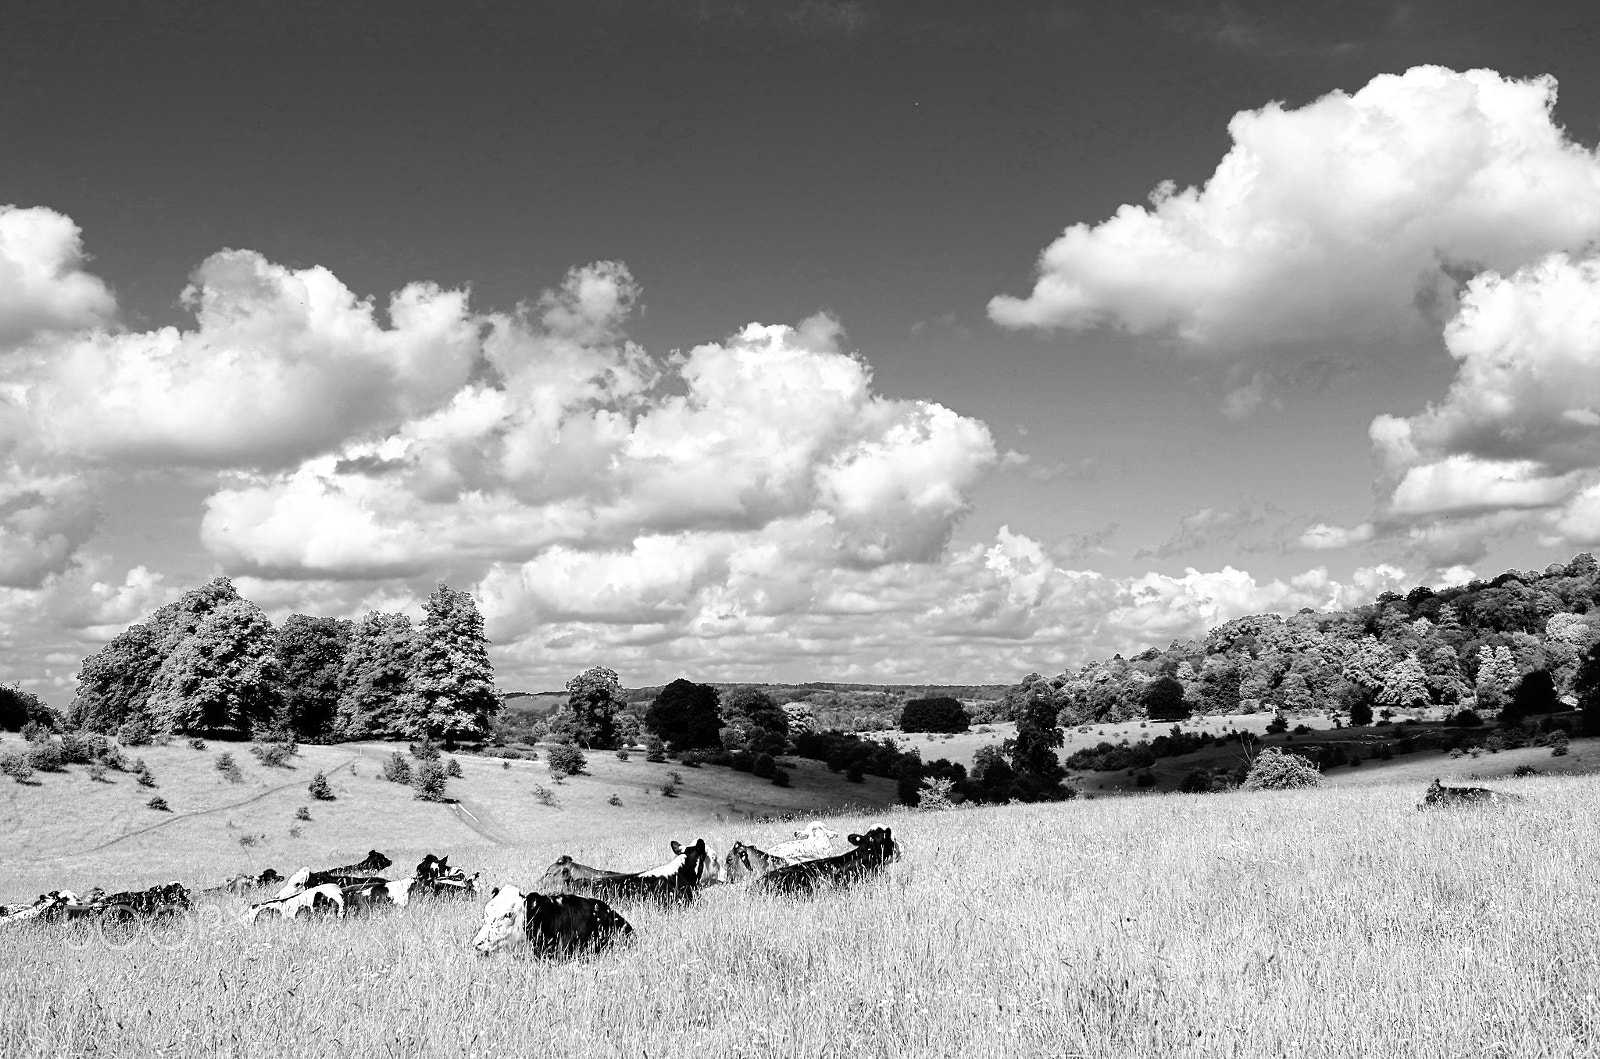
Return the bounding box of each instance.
[4,0,1600,698]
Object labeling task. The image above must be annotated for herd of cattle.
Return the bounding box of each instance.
[0,820,903,959]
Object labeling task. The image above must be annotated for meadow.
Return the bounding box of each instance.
[5,769,1599,1058]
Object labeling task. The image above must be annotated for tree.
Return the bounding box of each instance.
[274,615,352,740]
[722,687,791,752]
[408,584,501,742]
[562,667,626,749]
[308,771,335,800]
[412,759,449,801]
[0,685,56,733]
[1474,644,1519,712]
[1004,678,1070,800]
[1576,640,1600,735]
[67,623,165,732]
[644,679,724,752]
[146,599,283,736]
[899,696,971,733]
[1141,677,1190,721]
[547,743,587,778]
[1502,668,1559,726]
[334,612,418,738]
[1376,653,1431,711]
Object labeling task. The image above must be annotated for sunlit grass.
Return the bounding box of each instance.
[5,775,1599,1058]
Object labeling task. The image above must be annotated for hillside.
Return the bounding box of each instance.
[0,734,896,899]
[5,772,1599,1058]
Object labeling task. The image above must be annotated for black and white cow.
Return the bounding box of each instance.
[413,854,481,899]
[1419,778,1528,809]
[0,891,80,924]
[724,841,799,883]
[538,839,722,896]
[472,886,633,957]
[754,827,900,896]
[341,877,416,914]
[572,840,712,905]
[244,883,346,923]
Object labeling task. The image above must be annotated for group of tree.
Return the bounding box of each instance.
[63,577,500,743]
[544,672,795,758]
[995,553,1600,731]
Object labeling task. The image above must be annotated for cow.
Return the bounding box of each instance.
[0,891,79,924]
[244,883,346,923]
[754,827,900,896]
[1420,778,1529,809]
[573,840,712,905]
[724,841,798,883]
[413,854,481,899]
[341,877,416,914]
[472,886,633,958]
[205,868,283,895]
[537,841,721,895]
[273,854,392,900]
[765,820,840,861]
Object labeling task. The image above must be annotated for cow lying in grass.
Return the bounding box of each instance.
[568,840,713,905]
[413,854,480,899]
[537,840,722,896]
[1419,778,1529,809]
[755,827,900,896]
[0,891,79,924]
[204,868,283,895]
[724,842,799,883]
[341,878,416,914]
[244,883,345,923]
[472,886,633,957]
[766,821,840,861]
[273,851,393,899]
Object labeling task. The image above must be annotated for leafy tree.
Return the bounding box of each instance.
[1576,639,1600,735]
[1474,644,1519,712]
[899,696,970,733]
[562,667,625,749]
[1503,668,1559,726]
[1141,677,1190,721]
[722,686,791,752]
[335,612,418,738]
[274,615,352,740]
[407,584,500,742]
[146,599,282,736]
[0,685,56,732]
[412,759,449,801]
[547,743,587,778]
[1347,697,1374,728]
[67,623,164,732]
[1376,653,1431,711]
[1004,679,1070,800]
[308,771,335,800]
[644,679,724,751]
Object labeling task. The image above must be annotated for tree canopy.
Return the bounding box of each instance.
[644,678,723,751]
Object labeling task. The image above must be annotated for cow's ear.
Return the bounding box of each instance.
[848,833,864,846]
[671,841,684,855]
[694,839,706,852]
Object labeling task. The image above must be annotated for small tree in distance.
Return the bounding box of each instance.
[1242,748,1322,790]
[308,771,335,800]
[899,697,970,734]
[1142,678,1190,722]
[548,744,587,778]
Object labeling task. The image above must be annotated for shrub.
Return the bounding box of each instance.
[445,757,463,778]
[660,780,679,798]
[1265,714,1289,735]
[1448,709,1484,728]
[57,731,93,764]
[88,761,108,782]
[1241,748,1322,790]
[215,752,243,783]
[680,751,707,768]
[615,747,630,761]
[532,785,559,808]
[412,760,449,801]
[731,751,755,773]
[288,826,302,839]
[752,753,777,779]
[250,741,293,768]
[147,796,170,812]
[1135,772,1156,788]
[644,736,667,763]
[295,805,312,821]
[1513,764,1540,777]
[383,752,412,785]
[410,739,441,762]
[771,768,791,788]
[501,760,511,770]
[547,744,587,778]
[1177,768,1215,794]
[1,749,35,783]
[845,766,864,783]
[308,772,335,800]
[27,741,65,772]
[1292,724,1312,735]
[1552,731,1571,757]
[608,793,623,806]
[188,737,207,751]
[117,718,153,747]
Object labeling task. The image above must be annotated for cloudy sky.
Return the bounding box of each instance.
[5,0,1600,698]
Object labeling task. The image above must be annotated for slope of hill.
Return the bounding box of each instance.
[0,734,896,898]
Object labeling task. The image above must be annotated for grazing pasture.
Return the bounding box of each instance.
[6,774,1600,1058]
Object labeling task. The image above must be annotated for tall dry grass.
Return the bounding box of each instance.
[4,775,1599,1058]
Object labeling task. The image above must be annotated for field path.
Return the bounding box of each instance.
[44,757,360,860]
[448,797,516,846]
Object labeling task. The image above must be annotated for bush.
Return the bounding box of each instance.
[644,736,667,763]
[1513,764,1540,777]
[1347,699,1374,727]
[1177,768,1215,794]
[731,751,755,772]
[1,749,35,783]
[615,747,630,761]
[59,731,95,765]
[147,796,170,812]
[1241,748,1322,790]
[845,766,864,783]
[899,696,971,734]
[27,741,65,772]
[1448,709,1484,728]
[383,752,412,785]
[771,768,791,788]
[136,766,158,788]
[412,760,448,802]
[88,761,108,782]
[1292,724,1312,735]
[295,805,312,821]
[547,743,587,778]
[308,771,335,800]
[410,739,441,762]
[532,784,559,808]
[1135,772,1156,788]
[117,718,153,747]
[608,793,623,806]
[188,737,207,751]
[1265,714,1288,735]
[445,757,463,778]
[660,780,679,798]
[215,752,243,783]
[1551,731,1571,757]
[250,742,293,768]
[501,760,511,770]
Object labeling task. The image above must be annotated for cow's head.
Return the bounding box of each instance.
[847,827,899,863]
[797,821,840,841]
[472,886,526,955]
[724,843,750,883]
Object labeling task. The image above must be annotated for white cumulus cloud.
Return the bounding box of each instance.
[989,66,1600,350]
[0,205,117,346]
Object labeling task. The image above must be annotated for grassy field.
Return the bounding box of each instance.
[0,734,896,898]
[5,770,1599,1058]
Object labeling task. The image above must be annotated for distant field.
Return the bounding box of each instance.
[5,772,1599,1058]
[0,734,896,899]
